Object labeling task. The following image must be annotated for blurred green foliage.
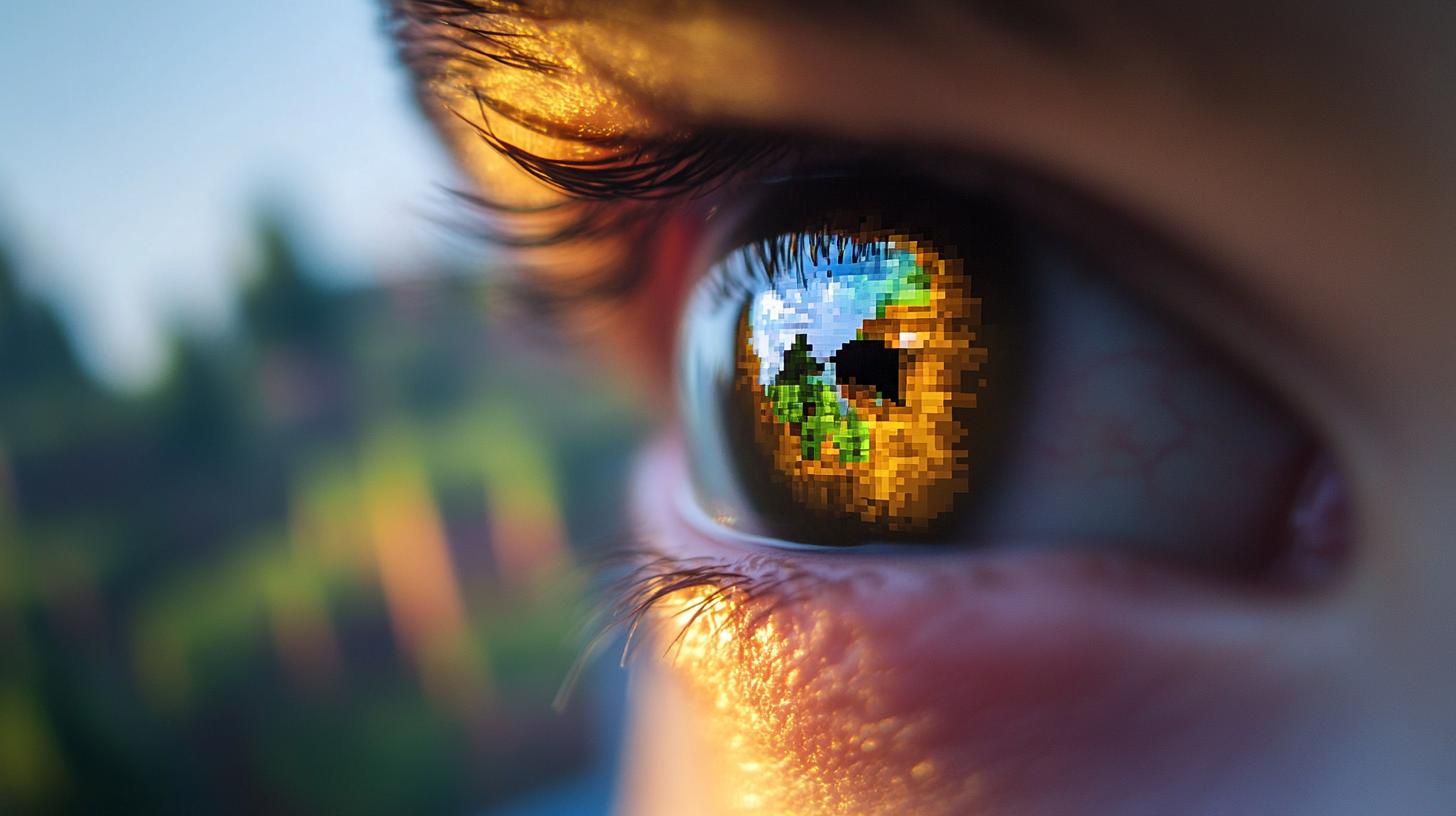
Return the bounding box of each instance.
[0,211,641,814]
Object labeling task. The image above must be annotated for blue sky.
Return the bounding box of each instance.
[0,0,461,386]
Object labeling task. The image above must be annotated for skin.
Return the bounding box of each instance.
[392,2,1456,813]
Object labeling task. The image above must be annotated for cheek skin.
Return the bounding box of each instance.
[625,440,1365,816]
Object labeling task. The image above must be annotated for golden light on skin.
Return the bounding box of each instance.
[415,10,655,214]
[568,13,781,121]
[736,235,986,532]
[414,6,771,205]
[420,10,652,138]
[629,578,981,816]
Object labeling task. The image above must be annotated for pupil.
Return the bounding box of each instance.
[831,338,902,404]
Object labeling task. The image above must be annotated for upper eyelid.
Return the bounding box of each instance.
[392,0,753,203]
[394,3,1010,219]
[441,128,991,310]
[397,5,1237,343]
[447,95,789,203]
[392,2,805,205]
[431,76,802,210]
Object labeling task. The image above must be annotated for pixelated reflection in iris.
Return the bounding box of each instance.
[733,231,984,534]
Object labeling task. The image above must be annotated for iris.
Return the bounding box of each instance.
[679,224,994,542]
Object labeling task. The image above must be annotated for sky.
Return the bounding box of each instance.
[0,0,462,387]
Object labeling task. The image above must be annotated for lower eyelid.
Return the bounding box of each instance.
[627,436,1345,815]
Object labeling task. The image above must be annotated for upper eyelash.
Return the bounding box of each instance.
[391,0,802,309]
[703,229,895,305]
[393,0,786,203]
[453,91,786,202]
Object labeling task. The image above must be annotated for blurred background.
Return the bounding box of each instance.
[0,1,641,813]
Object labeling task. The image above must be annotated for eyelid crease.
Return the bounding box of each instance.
[444,89,788,203]
[395,0,798,207]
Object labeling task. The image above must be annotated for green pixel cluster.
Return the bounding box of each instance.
[765,335,870,463]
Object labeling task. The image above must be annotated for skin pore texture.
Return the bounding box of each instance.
[391,1,1456,813]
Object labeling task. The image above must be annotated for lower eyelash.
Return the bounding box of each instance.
[553,537,817,711]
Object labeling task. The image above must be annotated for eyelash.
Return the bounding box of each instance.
[439,93,805,310]
[450,94,788,203]
[393,2,789,207]
[555,543,820,709]
[393,5,829,302]
[702,228,893,304]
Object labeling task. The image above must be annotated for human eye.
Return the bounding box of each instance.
[388,5,1364,813]
[677,172,1318,574]
[611,160,1346,814]
[402,61,1345,813]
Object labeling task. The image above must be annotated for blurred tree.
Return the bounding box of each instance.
[237,207,360,446]
[239,209,337,351]
[0,237,108,458]
[0,208,637,815]
[155,335,244,468]
[0,240,87,393]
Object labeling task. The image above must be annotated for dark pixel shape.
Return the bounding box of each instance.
[774,334,823,385]
[831,339,902,404]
